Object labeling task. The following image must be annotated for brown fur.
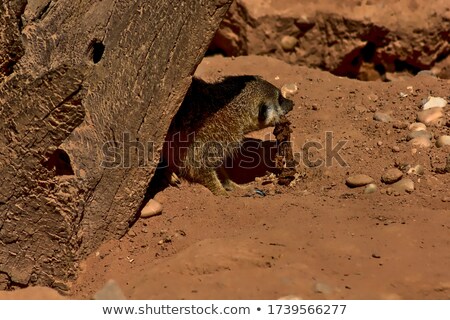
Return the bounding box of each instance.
[161,75,294,195]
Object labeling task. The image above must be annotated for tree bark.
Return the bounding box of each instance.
[0,0,232,291]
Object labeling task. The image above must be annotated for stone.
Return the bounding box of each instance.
[280,35,298,51]
[373,112,393,123]
[417,108,444,125]
[94,279,126,300]
[281,83,298,98]
[278,295,303,300]
[314,282,333,294]
[436,135,450,148]
[421,96,447,110]
[406,130,432,141]
[408,122,427,132]
[381,168,403,184]
[391,178,415,193]
[140,199,163,218]
[346,174,374,188]
[407,164,424,176]
[409,137,432,148]
[364,183,378,194]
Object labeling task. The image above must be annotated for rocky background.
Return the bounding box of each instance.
[209,0,450,80]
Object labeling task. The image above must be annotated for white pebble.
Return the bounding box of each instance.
[409,136,432,148]
[422,96,447,110]
[364,183,378,194]
[408,122,427,132]
[417,108,444,125]
[281,35,298,51]
[140,199,163,218]
[281,83,298,98]
[436,136,450,148]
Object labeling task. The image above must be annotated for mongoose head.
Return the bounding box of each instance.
[250,78,294,128]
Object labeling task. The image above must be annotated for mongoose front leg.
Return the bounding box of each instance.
[197,169,228,196]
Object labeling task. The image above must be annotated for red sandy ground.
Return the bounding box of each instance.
[71,55,450,300]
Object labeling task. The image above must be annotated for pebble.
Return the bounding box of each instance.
[281,35,298,51]
[314,282,332,294]
[421,96,447,110]
[391,178,415,193]
[406,130,432,141]
[373,112,393,123]
[381,168,403,184]
[409,136,432,148]
[436,135,450,148]
[407,164,424,176]
[346,174,374,188]
[94,280,126,300]
[417,108,444,125]
[140,199,163,218]
[391,146,400,152]
[364,183,378,194]
[393,121,408,129]
[442,197,450,202]
[281,83,298,98]
[408,122,427,132]
[278,295,303,300]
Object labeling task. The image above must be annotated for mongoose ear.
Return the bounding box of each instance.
[258,104,268,122]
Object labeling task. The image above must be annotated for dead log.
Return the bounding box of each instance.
[0,0,232,291]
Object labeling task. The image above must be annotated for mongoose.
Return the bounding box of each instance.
[161,75,294,195]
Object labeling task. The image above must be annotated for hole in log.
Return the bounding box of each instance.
[43,149,74,176]
[88,39,105,64]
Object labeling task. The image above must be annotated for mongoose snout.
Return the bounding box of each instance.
[161,75,295,195]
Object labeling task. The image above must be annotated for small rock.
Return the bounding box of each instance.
[140,199,163,218]
[406,130,432,141]
[381,168,403,184]
[421,96,447,110]
[442,197,450,202]
[392,121,408,130]
[281,35,298,51]
[408,122,427,132]
[278,295,303,300]
[436,135,450,148]
[409,136,432,148]
[346,174,374,188]
[391,146,400,152]
[314,282,332,294]
[364,183,378,194]
[377,140,383,146]
[281,83,298,98]
[417,108,444,125]
[373,112,393,123]
[368,93,379,102]
[407,164,424,176]
[391,178,415,193]
[94,280,126,300]
[371,253,381,259]
[416,70,436,77]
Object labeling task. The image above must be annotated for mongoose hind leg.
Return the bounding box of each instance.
[218,166,245,191]
[197,169,228,196]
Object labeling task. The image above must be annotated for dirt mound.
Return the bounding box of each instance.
[71,55,450,300]
[209,0,450,80]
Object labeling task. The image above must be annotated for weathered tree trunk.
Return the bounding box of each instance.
[0,0,232,291]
